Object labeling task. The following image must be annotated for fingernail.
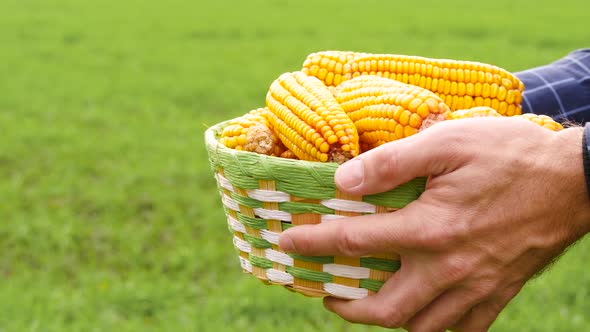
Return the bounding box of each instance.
[335,158,364,190]
[279,233,295,253]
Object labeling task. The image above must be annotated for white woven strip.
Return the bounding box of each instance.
[259,229,280,245]
[239,256,252,273]
[215,173,234,192]
[233,236,251,253]
[320,214,347,222]
[253,208,292,221]
[324,283,368,300]
[227,215,246,233]
[247,189,290,202]
[264,248,294,266]
[321,199,376,213]
[323,264,370,279]
[222,193,240,211]
[266,269,294,284]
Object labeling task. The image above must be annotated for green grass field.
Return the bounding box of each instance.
[1,0,589,330]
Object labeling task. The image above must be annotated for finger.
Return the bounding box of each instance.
[279,200,429,255]
[450,301,504,332]
[323,264,446,329]
[451,286,521,332]
[335,121,468,196]
[404,286,483,332]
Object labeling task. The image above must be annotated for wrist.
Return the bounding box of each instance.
[554,126,590,240]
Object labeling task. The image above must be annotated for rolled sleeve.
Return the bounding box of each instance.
[515,49,590,123]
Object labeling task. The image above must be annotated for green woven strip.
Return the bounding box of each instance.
[214,141,337,190]
[221,169,260,190]
[279,201,334,215]
[276,182,335,200]
[360,279,385,292]
[286,266,333,283]
[363,178,426,208]
[360,257,401,272]
[205,120,425,211]
[243,234,272,249]
[289,254,334,264]
[230,192,263,209]
[237,214,267,230]
[250,255,273,269]
[281,222,294,231]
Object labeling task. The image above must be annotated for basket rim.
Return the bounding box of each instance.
[205,117,426,206]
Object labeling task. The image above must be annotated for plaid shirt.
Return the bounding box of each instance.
[515,48,590,123]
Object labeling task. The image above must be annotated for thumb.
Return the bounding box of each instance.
[336,123,466,196]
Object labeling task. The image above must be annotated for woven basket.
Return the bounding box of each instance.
[205,119,426,300]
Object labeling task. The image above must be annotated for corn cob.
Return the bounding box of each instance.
[220,108,286,156]
[334,75,450,151]
[301,51,525,116]
[515,113,563,131]
[301,51,366,86]
[446,106,563,131]
[446,106,502,119]
[343,54,524,116]
[265,71,360,163]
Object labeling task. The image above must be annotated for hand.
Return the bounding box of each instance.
[279,118,590,331]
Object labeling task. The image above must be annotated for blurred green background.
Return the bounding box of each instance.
[1,0,589,331]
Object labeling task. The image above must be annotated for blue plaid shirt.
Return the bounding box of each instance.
[515,48,590,123]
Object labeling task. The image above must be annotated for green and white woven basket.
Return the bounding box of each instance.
[205,119,426,300]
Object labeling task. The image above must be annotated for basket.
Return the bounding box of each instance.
[205,119,426,300]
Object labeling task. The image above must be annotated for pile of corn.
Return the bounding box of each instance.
[220,51,563,163]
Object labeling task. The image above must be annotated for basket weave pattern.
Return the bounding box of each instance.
[206,120,426,299]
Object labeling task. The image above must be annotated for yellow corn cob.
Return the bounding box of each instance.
[343,54,524,116]
[515,113,564,131]
[446,106,502,119]
[301,51,367,86]
[266,71,360,163]
[301,51,524,116]
[334,75,450,151]
[220,108,286,156]
[447,106,563,131]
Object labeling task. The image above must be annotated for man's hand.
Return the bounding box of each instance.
[278,118,590,331]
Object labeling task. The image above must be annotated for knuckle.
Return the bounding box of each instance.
[386,144,401,174]
[436,126,471,161]
[441,256,473,283]
[470,278,500,299]
[445,206,472,235]
[411,219,454,250]
[336,224,365,256]
[485,299,506,315]
[403,205,466,251]
[374,144,400,180]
